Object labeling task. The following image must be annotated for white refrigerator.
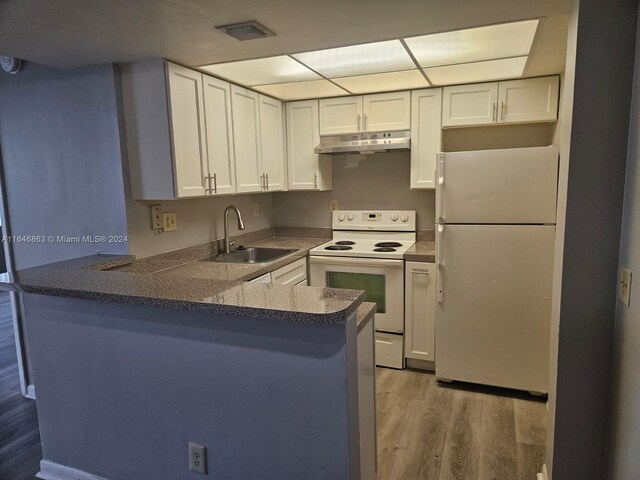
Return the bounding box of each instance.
[435,145,559,394]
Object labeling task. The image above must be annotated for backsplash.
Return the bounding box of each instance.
[273,153,435,230]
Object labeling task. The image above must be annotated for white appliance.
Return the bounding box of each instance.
[435,145,559,394]
[309,210,416,369]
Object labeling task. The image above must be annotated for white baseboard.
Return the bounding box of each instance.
[25,383,36,399]
[537,463,549,480]
[37,460,109,480]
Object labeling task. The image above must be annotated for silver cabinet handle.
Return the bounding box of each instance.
[357,114,361,132]
[265,173,269,191]
[314,172,318,190]
[205,174,212,194]
[492,102,497,122]
[212,173,217,194]
[411,270,430,276]
[260,174,265,190]
[364,113,368,131]
[501,101,505,121]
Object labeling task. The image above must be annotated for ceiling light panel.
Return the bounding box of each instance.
[293,40,415,78]
[252,80,348,101]
[405,20,539,68]
[425,56,528,86]
[200,56,319,86]
[333,70,429,94]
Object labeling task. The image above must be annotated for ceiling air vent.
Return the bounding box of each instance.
[215,21,276,41]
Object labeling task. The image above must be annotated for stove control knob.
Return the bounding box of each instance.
[338,214,345,222]
[347,213,355,221]
[391,214,399,222]
[400,215,409,223]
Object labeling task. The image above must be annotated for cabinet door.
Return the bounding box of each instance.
[202,75,236,195]
[405,262,436,362]
[231,85,262,193]
[258,95,285,192]
[286,100,320,190]
[165,63,208,197]
[319,96,363,135]
[410,88,442,189]
[363,91,411,132]
[498,76,559,124]
[442,82,498,127]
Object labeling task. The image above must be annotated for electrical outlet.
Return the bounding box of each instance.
[189,442,207,474]
[253,203,259,217]
[150,205,162,230]
[162,213,177,232]
[619,267,632,306]
[330,200,339,212]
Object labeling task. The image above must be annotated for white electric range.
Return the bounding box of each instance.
[309,210,416,369]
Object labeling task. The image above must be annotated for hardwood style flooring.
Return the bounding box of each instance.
[0,293,42,480]
[376,367,546,480]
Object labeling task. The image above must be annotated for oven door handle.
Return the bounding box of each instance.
[309,256,404,268]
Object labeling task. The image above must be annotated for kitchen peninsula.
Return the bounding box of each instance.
[0,233,376,480]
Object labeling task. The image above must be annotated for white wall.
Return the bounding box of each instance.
[125,194,274,258]
[273,153,435,230]
[609,10,640,479]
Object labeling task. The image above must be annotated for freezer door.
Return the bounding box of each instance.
[439,146,559,224]
[435,225,554,393]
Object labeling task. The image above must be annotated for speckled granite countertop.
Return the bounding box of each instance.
[356,302,376,333]
[0,236,365,325]
[403,242,436,263]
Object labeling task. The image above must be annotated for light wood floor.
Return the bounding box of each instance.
[376,367,546,480]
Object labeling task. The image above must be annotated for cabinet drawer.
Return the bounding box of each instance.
[271,257,307,285]
[375,332,404,369]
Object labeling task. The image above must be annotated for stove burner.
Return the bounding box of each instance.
[374,247,397,252]
[335,240,356,245]
[375,242,403,248]
[325,245,353,251]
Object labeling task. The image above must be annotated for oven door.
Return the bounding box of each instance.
[309,256,404,333]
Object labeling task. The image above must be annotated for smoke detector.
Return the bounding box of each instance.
[0,56,21,74]
[215,21,275,41]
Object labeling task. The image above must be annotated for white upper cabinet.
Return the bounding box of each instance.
[165,63,209,198]
[258,94,286,192]
[363,91,411,132]
[319,93,411,135]
[231,85,262,193]
[202,74,236,195]
[498,76,559,124]
[410,88,442,189]
[319,96,362,135]
[443,76,559,128]
[442,82,499,127]
[286,100,333,191]
[405,262,437,363]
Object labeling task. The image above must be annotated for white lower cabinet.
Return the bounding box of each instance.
[405,262,436,363]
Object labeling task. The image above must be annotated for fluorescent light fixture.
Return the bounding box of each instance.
[200,56,319,87]
[424,56,528,85]
[405,20,539,68]
[333,70,428,94]
[293,40,415,78]
[253,80,348,100]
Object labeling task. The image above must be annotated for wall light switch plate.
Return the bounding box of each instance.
[253,203,259,217]
[150,205,163,230]
[162,213,177,232]
[619,267,632,306]
[330,200,339,212]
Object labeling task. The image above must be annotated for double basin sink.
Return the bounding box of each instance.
[200,247,297,265]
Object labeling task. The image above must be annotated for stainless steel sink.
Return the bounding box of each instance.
[201,247,297,264]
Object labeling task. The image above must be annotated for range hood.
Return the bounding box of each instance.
[314,130,410,155]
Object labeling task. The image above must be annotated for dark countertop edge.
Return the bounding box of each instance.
[9,283,366,325]
[356,302,376,333]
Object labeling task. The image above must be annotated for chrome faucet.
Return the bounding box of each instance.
[223,205,246,254]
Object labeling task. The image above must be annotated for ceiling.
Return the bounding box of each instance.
[0,1,570,81]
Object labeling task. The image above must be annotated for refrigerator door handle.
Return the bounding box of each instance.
[436,224,444,303]
[436,153,445,223]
